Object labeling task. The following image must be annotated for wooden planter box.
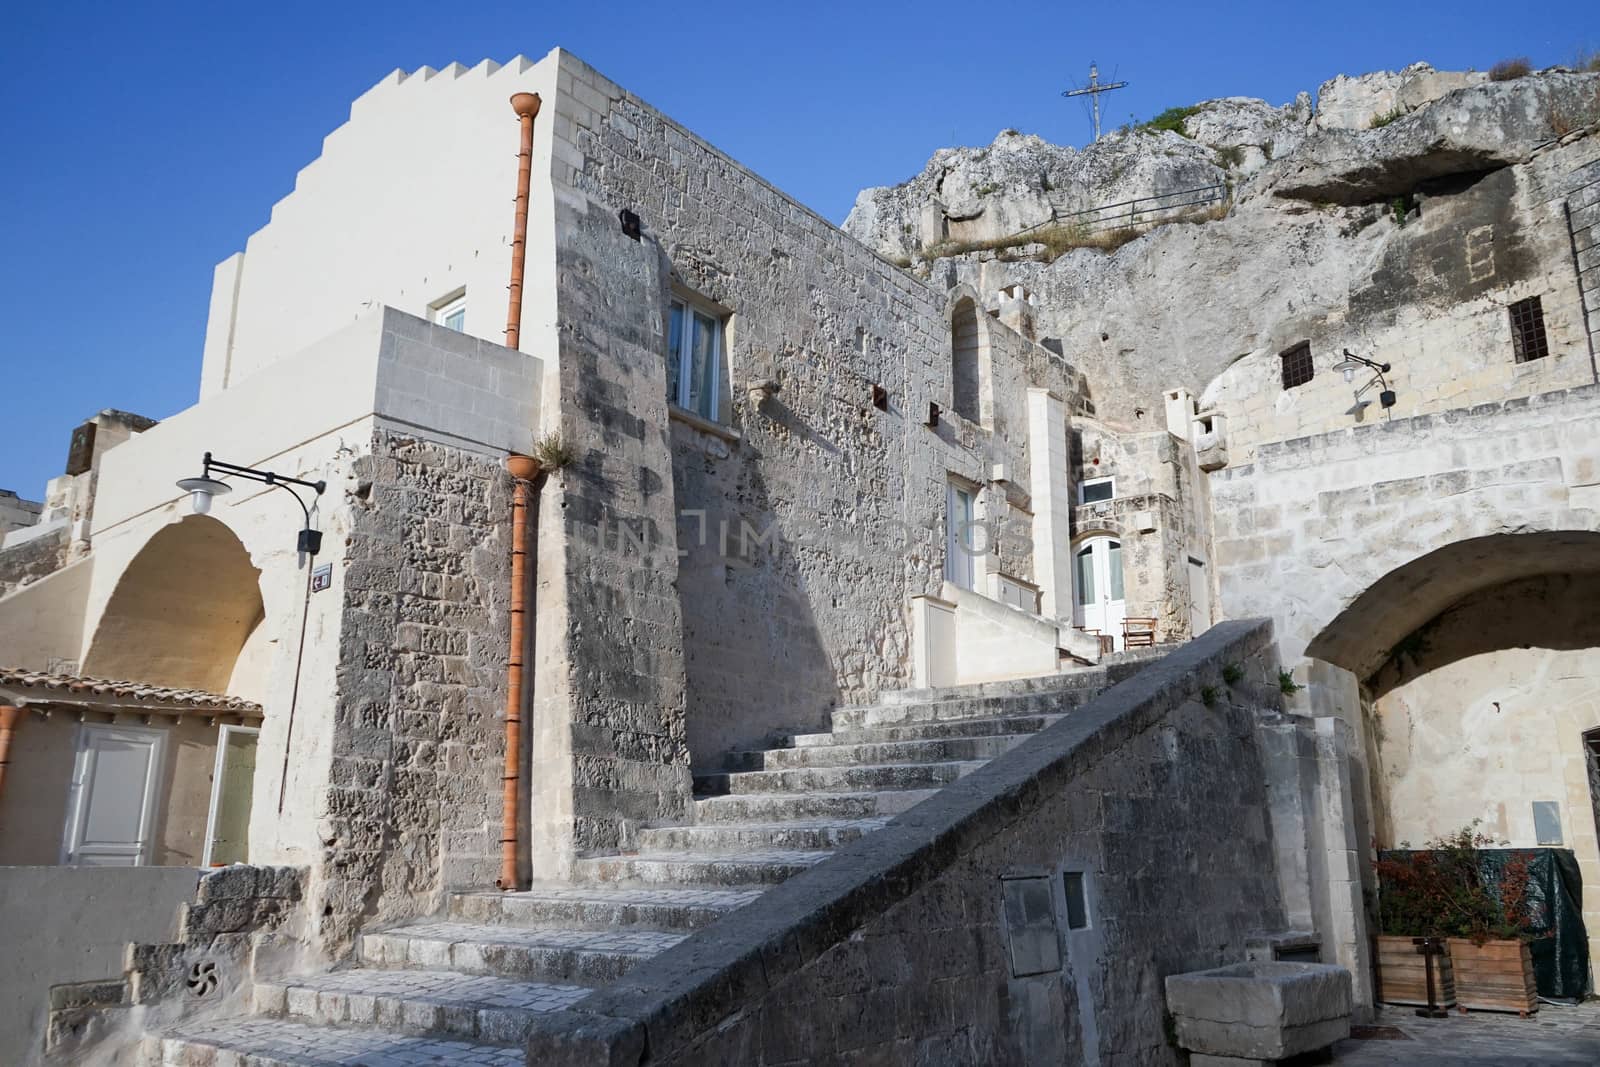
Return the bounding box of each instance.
[1376,935,1456,1008]
[1447,938,1537,1015]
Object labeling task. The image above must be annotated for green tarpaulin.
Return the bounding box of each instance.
[1380,847,1589,1001]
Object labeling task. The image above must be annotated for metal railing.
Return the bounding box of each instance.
[1015,182,1228,238]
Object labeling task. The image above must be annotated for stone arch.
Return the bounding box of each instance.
[82,515,266,694]
[1304,530,1600,687]
[948,285,991,425]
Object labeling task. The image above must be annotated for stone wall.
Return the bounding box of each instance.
[321,430,512,945]
[0,523,68,597]
[548,52,1085,769]
[526,620,1298,1065]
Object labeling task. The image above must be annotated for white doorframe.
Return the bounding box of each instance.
[1073,536,1127,651]
[60,723,168,866]
[203,724,261,867]
[945,481,977,590]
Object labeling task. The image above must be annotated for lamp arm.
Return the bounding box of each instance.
[204,455,327,496]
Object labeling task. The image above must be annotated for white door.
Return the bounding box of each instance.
[61,724,167,866]
[945,483,976,590]
[203,725,260,867]
[1073,537,1126,650]
[1188,557,1212,638]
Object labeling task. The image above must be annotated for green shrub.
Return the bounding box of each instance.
[1489,57,1532,81]
[1278,669,1302,695]
[1369,106,1408,129]
[1221,662,1244,686]
[1139,105,1201,137]
[1200,685,1219,708]
[1215,145,1244,169]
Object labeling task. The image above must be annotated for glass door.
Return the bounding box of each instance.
[203,725,259,867]
[1073,537,1126,649]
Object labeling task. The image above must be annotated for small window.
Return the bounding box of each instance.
[1063,871,1090,930]
[1509,296,1549,363]
[1532,801,1563,845]
[668,296,725,420]
[1079,477,1114,504]
[433,293,467,333]
[1280,341,1314,390]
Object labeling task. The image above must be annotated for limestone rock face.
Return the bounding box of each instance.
[844,128,1225,261]
[1183,94,1313,175]
[1266,72,1600,204]
[1312,62,1485,132]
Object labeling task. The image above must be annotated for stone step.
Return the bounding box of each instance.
[637,817,887,852]
[692,789,937,823]
[254,967,591,1045]
[738,733,1030,770]
[699,760,985,796]
[574,848,832,886]
[156,1018,523,1067]
[872,665,1120,706]
[449,883,763,932]
[789,713,1064,747]
[829,690,1098,731]
[361,921,686,985]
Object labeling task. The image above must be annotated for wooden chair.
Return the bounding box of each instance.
[1122,617,1158,648]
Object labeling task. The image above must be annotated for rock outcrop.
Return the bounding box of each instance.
[844,61,1600,429]
[1265,72,1600,204]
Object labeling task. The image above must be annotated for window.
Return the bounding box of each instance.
[668,296,724,420]
[1509,296,1549,363]
[1063,871,1090,931]
[1280,341,1314,390]
[1079,477,1114,504]
[952,298,981,420]
[433,293,467,333]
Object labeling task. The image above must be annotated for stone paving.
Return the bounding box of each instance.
[1329,1001,1600,1065]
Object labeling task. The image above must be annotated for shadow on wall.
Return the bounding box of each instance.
[672,405,840,772]
[81,515,265,692]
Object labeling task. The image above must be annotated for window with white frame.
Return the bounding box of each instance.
[433,292,467,333]
[668,295,725,421]
[1079,476,1114,504]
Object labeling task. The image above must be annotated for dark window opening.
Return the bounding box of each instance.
[952,299,981,421]
[1063,871,1089,930]
[1280,342,1314,390]
[1510,296,1549,363]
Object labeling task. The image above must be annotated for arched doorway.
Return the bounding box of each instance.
[1305,532,1600,972]
[1074,535,1125,650]
[56,516,269,867]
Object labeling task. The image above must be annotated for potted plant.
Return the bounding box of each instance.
[1373,844,1458,1010]
[1447,846,1541,1017]
[1375,824,1542,1016]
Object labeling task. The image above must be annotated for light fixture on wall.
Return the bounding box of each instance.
[1331,349,1397,420]
[176,452,327,555]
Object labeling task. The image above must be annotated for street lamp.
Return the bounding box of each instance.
[176,452,326,554]
[1331,349,1397,418]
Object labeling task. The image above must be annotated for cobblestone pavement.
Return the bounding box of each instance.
[1329,1001,1600,1065]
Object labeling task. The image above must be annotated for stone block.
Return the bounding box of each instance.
[1165,961,1352,1060]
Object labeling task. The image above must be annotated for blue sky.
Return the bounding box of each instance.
[1,1,1593,499]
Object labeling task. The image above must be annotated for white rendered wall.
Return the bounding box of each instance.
[200,52,562,395]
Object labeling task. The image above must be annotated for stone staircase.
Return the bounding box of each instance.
[152,659,1159,1065]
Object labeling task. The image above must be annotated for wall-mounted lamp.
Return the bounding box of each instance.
[176,452,327,554]
[1331,349,1397,420]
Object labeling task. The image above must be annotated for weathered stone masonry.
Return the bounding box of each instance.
[547,51,1088,772]
[322,431,513,945]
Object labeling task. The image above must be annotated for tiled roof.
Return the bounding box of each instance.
[0,666,262,714]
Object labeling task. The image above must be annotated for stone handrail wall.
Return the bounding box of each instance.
[529,618,1285,1065]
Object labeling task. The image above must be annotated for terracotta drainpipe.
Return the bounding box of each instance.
[505,92,542,352]
[500,454,541,890]
[0,705,21,808]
